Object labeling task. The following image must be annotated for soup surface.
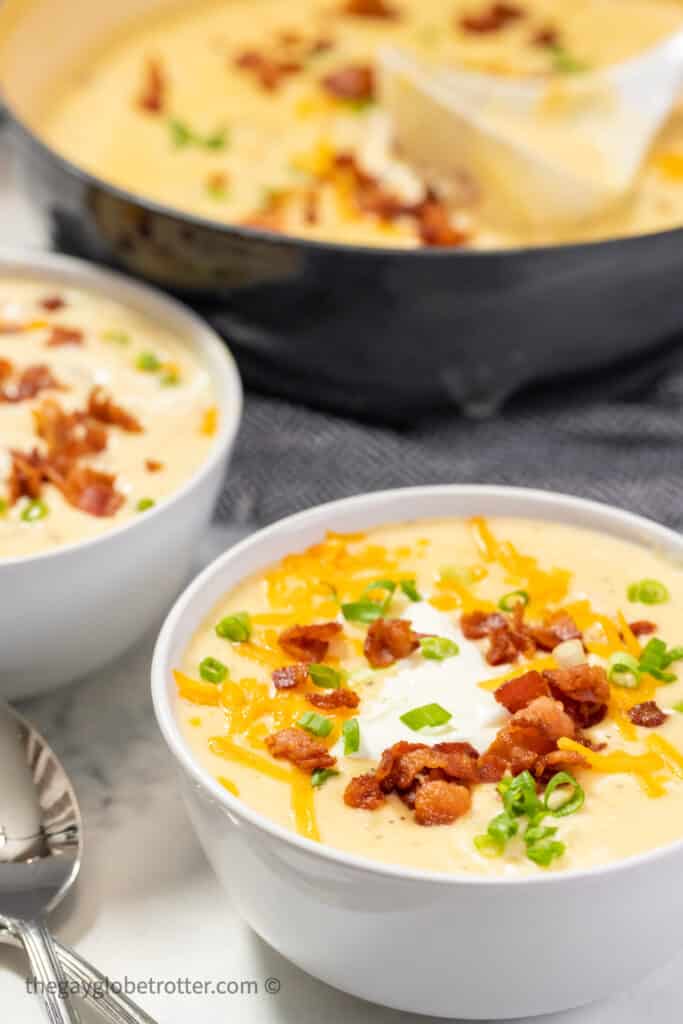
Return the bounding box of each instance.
[177,516,683,876]
[36,0,683,248]
[0,278,218,558]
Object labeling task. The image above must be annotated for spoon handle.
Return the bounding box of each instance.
[13,918,82,1024]
[53,938,158,1024]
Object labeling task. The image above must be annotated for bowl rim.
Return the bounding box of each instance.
[152,483,683,888]
[0,246,243,567]
[6,103,683,262]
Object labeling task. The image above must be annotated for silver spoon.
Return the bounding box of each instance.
[0,701,157,1024]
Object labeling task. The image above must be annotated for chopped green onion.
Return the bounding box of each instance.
[498,771,542,820]
[168,117,229,150]
[550,44,589,73]
[215,612,252,643]
[400,579,421,602]
[160,369,180,387]
[21,499,48,523]
[362,579,396,612]
[102,329,130,345]
[298,711,334,738]
[136,497,155,512]
[0,498,7,518]
[311,768,339,787]
[400,703,452,731]
[638,637,682,682]
[607,651,641,689]
[204,127,229,150]
[308,664,342,689]
[498,590,530,612]
[419,636,460,661]
[199,657,228,684]
[341,600,385,624]
[474,833,504,857]
[673,702,683,713]
[627,579,670,605]
[543,771,584,817]
[136,351,162,372]
[524,822,558,845]
[169,118,193,147]
[343,718,360,755]
[487,812,518,846]
[525,837,566,867]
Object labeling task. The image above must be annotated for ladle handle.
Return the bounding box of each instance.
[13,917,81,1024]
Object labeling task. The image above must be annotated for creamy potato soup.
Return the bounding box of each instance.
[37,0,683,248]
[176,517,683,876]
[0,279,218,558]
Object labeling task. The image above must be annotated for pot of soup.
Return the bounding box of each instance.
[2,0,683,418]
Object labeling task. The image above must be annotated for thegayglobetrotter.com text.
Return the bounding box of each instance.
[26,976,282,1000]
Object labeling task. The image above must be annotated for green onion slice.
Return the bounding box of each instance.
[362,579,396,611]
[487,812,518,846]
[311,768,339,788]
[215,612,252,643]
[473,833,504,857]
[638,637,681,682]
[627,579,670,605]
[419,636,460,661]
[399,579,421,602]
[525,838,566,867]
[498,590,530,612]
[400,703,452,731]
[543,771,585,817]
[341,600,385,624]
[136,351,162,372]
[673,702,683,713]
[524,823,558,845]
[136,497,155,512]
[21,499,48,523]
[498,771,543,819]
[102,329,130,345]
[0,498,8,518]
[297,711,334,738]
[199,657,228,684]
[607,651,641,689]
[308,664,342,689]
[342,718,360,755]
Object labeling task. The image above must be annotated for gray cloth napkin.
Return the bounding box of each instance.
[217,343,683,530]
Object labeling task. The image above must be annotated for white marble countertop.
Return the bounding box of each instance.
[1,132,683,1024]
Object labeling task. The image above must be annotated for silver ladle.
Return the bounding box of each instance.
[0,701,158,1023]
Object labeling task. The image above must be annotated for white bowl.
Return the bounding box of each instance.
[0,249,242,699]
[152,486,683,1020]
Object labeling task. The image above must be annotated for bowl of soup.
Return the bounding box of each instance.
[2,0,683,417]
[152,484,683,1018]
[0,248,242,699]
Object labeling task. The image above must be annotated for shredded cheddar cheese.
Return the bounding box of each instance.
[558,737,669,798]
[174,670,222,706]
[201,405,219,436]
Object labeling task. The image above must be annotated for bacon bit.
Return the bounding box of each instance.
[88,386,143,433]
[342,0,397,18]
[534,748,588,781]
[34,398,107,462]
[485,696,575,774]
[242,189,290,231]
[0,364,63,403]
[495,670,551,714]
[529,612,581,652]
[46,325,84,347]
[278,622,342,662]
[137,56,166,114]
[0,358,12,381]
[628,701,668,729]
[461,610,507,639]
[477,752,508,782]
[58,464,124,517]
[375,740,423,790]
[543,664,610,729]
[265,726,336,772]
[307,688,360,709]
[532,24,559,47]
[321,64,375,102]
[272,663,310,690]
[7,449,45,504]
[629,620,657,637]
[40,295,66,312]
[364,617,420,668]
[344,773,386,809]
[414,194,469,247]
[302,187,320,226]
[145,458,164,473]
[460,2,524,34]
[414,780,471,826]
[234,50,302,91]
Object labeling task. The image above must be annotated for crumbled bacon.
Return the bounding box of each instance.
[375,740,424,791]
[342,0,397,18]
[414,194,469,247]
[302,187,320,226]
[7,449,46,504]
[344,773,386,809]
[321,64,375,102]
[137,56,166,114]
[34,398,107,463]
[534,748,587,781]
[477,752,508,782]
[543,664,610,729]
[461,610,507,639]
[40,295,66,312]
[460,2,524,33]
[414,780,471,826]
[364,617,420,668]
[145,458,164,473]
[46,326,84,347]
[485,696,575,774]
[307,688,360,709]
[272,663,310,690]
[0,364,63,403]
[529,612,581,652]
[0,358,12,381]
[532,24,559,47]
[88,387,142,433]
[265,726,336,772]
[495,670,551,714]
[234,50,302,91]
[278,622,342,662]
[627,701,668,729]
[629,620,657,637]
[58,465,124,517]
[242,189,291,231]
